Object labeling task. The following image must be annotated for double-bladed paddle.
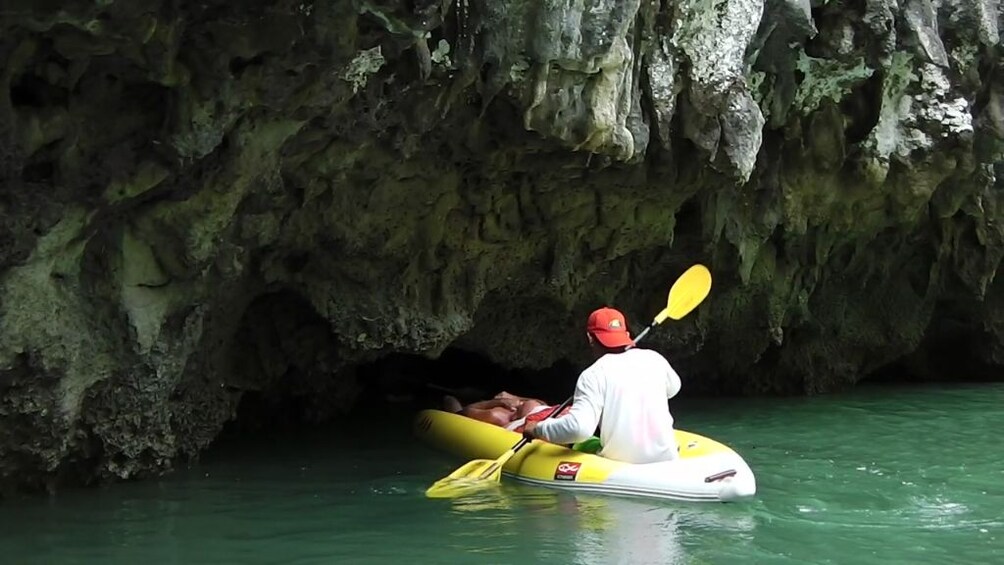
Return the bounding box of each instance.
[425,264,713,499]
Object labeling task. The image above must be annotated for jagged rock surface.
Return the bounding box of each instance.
[0,0,1002,492]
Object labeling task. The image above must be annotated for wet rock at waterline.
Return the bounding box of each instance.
[0,0,1002,493]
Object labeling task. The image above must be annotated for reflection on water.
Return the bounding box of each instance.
[446,484,756,564]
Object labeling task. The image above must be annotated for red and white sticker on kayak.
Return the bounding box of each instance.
[554,461,581,481]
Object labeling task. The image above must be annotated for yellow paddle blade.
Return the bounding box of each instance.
[426,443,526,498]
[665,264,712,320]
[425,459,503,498]
[445,458,502,481]
[426,476,499,498]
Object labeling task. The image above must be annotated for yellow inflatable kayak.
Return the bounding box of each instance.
[414,409,757,502]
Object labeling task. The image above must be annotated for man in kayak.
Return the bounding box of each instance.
[521,306,683,464]
[442,391,570,432]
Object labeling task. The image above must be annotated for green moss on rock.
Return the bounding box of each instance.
[791,50,874,116]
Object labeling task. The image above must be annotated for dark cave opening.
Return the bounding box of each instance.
[862,344,1002,385]
[218,290,348,440]
[219,344,580,442]
[353,349,580,413]
[218,290,581,440]
[861,307,1004,385]
[214,353,583,469]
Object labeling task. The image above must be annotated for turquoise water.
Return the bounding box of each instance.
[1,384,1002,564]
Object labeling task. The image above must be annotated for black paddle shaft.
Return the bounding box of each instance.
[513,395,573,451]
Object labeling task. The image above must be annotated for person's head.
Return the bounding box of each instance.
[585,306,634,355]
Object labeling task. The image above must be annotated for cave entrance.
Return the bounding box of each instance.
[861,302,1002,385]
[220,290,581,439]
[220,290,352,439]
[354,348,579,414]
[862,336,1001,385]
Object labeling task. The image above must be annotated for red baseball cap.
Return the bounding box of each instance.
[586,307,634,348]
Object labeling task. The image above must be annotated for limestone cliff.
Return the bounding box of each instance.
[0,0,1001,491]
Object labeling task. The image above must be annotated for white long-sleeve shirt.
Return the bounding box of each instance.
[534,348,682,464]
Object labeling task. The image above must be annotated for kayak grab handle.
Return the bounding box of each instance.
[704,469,737,483]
